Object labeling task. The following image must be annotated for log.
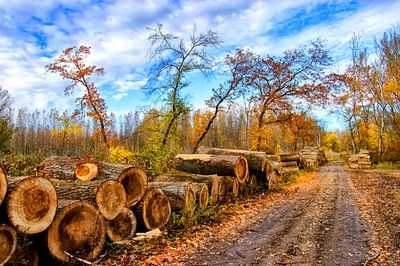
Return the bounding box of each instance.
[7,176,57,234]
[118,166,148,207]
[133,187,171,232]
[36,156,84,180]
[271,162,283,176]
[95,162,129,180]
[196,146,266,173]
[148,182,196,217]
[282,166,299,175]
[194,183,209,210]
[265,154,281,162]
[279,153,300,162]
[0,166,6,207]
[282,161,299,168]
[51,179,127,220]
[75,162,98,181]
[106,207,136,242]
[264,159,273,181]
[174,154,248,184]
[226,178,240,197]
[210,176,227,205]
[0,224,17,265]
[47,200,106,263]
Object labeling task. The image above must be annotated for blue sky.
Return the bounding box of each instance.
[0,0,399,128]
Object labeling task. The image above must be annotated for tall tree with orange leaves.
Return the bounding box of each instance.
[46,45,111,149]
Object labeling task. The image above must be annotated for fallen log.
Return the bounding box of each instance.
[148,182,196,217]
[196,146,266,173]
[271,162,283,176]
[51,179,127,220]
[47,200,106,263]
[118,166,148,207]
[174,154,248,184]
[265,154,281,162]
[7,176,57,234]
[0,166,6,207]
[75,162,98,181]
[0,224,17,265]
[279,153,300,162]
[106,207,137,242]
[194,183,209,210]
[133,187,171,232]
[36,156,85,180]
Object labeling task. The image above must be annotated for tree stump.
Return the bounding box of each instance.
[0,224,17,265]
[0,166,7,207]
[7,176,57,234]
[118,166,148,207]
[194,183,209,210]
[47,200,106,263]
[174,154,248,183]
[133,187,171,232]
[106,207,137,242]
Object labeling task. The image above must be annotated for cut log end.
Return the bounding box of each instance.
[0,166,7,207]
[106,207,137,242]
[96,180,127,220]
[196,183,209,210]
[47,200,106,263]
[118,166,148,207]
[7,176,58,234]
[184,182,196,217]
[235,156,249,184]
[141,187,171,231]
[75,163,99,181]
[0,224,17,265]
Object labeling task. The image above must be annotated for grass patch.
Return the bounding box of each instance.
[373,162,400,170]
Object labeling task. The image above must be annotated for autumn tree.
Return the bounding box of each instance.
[192,49,254,153]
[46,45,111,149]
[247,40,332,151]
[143,23,222,147]
[323,132,341,152]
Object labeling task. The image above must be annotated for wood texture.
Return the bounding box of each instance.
[106,207,136,242]
[96,180,127,220]
[279,153,300,162]
[75,162,99,181]
[210,176,227,205]
[194,183,209,210]
[118,166,148,207]
[0,224,17,265]
[0,166,6,207]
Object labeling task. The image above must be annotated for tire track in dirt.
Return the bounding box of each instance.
[182,163,369,266]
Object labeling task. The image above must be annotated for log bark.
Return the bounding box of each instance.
[210,176,227,205]
[106,207,136,242]
[194,183,208,210]
[47,200,106,263]
[0,224,17,265]
[265,154,281,162]
[51,179,127,221]
[196,146,266,173]
[75,162,99,181]
[281,161,299,168]
[7,176,57,234]
[279,153,300,162]
[132,187,171,232]
[148,182,196,218]
[0,166,6,207]
[174,154,248,184]
[118,166,148,207]
[36,156,85,180]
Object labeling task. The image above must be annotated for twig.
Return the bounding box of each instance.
[64,251,92,265]
[363,251,380,266]
[94,245,118,264]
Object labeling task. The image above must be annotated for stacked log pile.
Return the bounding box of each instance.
[348,149,372,169]
[280,153,300,175]
[300,147,327,169]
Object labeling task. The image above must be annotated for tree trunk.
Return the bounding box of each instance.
[36,156,86,180]
[279,153,300,162]
[75,162,99,181]
[118,166,148,207]
[174,154,248,184]
[0,224,17,265]
[194,183,209,210]
[51,179,127,221]
[265,154,281,162]
[47,200,106,263]
[0,165,6,207]
[106,207,136,242]
[210,176,227,205]
[132,187,171,232]
[196,146,266,174]
[271,162,283,176]
[7,176,57,234]
[148,182,196,218]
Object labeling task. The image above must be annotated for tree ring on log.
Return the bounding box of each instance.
[96,180,127,220]
[0,166,7,207]
[47,200,106,263]
[0,224,17,265]
[75,163,98,181]
[184,182,196,217]
[196,183,209,210]
[7,176,57,234]
[106,207,136,242]
[142,187,171,230]
[235,156,248,184]
[118,166,147,207]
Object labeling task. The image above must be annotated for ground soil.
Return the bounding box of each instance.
[100,162,400,265]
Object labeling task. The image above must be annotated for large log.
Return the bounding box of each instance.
[47,200,106,263]
[279,153,300,162]
[36,156,85,180]
[7,176,57,234]
[174,154,248,184]
[0,224,17,265]
[133,187,171,232]
[51,179,127,220]
[118,166,148,207]
[194,183,209,210]
[106,207,137,242]
[196,146,266,173]
[0,166,6,207]
[281,161,299,168]
[148,182,196,217]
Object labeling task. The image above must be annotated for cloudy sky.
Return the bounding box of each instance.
[0,0,399,122]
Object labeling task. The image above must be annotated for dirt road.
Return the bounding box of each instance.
[181,163,370,265]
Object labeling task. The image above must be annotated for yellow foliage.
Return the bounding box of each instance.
[109,146,134,164]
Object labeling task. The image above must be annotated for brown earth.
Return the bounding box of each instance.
[99,162,400,265]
